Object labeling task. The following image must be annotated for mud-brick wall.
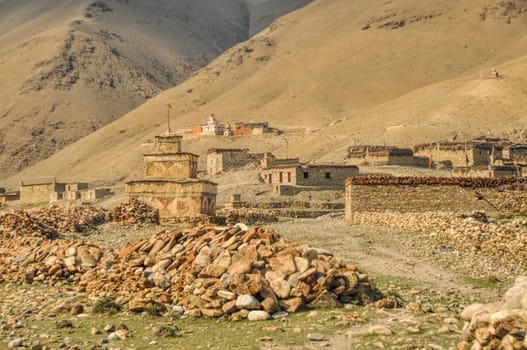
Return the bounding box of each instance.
[345,184,527,218]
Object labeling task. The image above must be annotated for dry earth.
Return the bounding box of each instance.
[1,211,513,349]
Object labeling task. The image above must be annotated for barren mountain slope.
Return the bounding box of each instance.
[4,0,527,187]
[0,0,311,177]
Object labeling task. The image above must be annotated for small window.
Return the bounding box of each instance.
[325,172,331,179]
[303,172,309,179]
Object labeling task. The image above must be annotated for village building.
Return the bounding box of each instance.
[452,165,522,178]
[261,152,300,169]
[20,179,66,203]
[201,114,224,135]
[347,145,429,167]
[261,163,359,195]
[126,134,217,220]
[232,122,272,136]
[20,179,108,203]
[413,141,503,168]
[206,148,264,175]
[50,185,111,203]
[503,145,527,163]
[0,191,20,206]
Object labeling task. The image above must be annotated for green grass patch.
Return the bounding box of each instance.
[461,275,508,290]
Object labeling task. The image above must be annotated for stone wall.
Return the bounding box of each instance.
[126,180,217,218]
[144,153,198,180]
[206,149,264,175]
[345,176,527,217]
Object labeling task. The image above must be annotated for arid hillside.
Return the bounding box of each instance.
[0,0,311,177]
[3,0,527,188]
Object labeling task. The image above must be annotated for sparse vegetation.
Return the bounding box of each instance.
[92,297,122,315]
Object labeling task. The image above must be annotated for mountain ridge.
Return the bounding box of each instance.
[2,0,527,189]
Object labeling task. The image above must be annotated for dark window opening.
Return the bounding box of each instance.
[325,172,331,179]
[303,172,309,179]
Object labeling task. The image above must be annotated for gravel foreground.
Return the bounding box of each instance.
[1,215,522,349]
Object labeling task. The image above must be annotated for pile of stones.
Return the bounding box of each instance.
[0,205,109,238]
[80,225,380,319]
[31,205,110,233]
[0,210,60,240]
[458,276,527,349]
[112,198,159,226]
[216,208,279,225]
[0,233,105,284]
[349,211,527,277]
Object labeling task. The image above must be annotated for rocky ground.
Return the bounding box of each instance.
[1,209,522,349]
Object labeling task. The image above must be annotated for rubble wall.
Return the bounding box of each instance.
[345,176,527,216]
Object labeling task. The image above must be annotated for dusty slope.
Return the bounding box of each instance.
[0,0,311,177]
[3,0,527,188]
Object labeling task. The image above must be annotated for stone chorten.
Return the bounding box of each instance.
[126,134,217,220]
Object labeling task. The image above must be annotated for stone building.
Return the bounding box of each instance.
[452,165,521,178]
[201,115,224,135]
[503,145,527,163]
[261,163,359,195]
[347,145,429,167]
[20,179,66,203]
[261,152,300,169]
[126,134,217,220]
[0,191,19,206]
[232,122,271,136]
[206,148,264,175]
[414,142,503,168]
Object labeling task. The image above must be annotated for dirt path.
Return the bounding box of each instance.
[271,217,502,302]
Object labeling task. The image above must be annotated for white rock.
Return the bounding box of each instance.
[236,295,260,310]
[460,304,485,321]
[217,290,236,300]
[8,338,23,348]
[247,310,271,321]
[272,311,289,319]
